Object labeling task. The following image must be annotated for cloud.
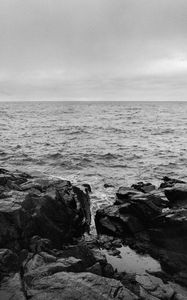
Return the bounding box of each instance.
[0,0,187,100]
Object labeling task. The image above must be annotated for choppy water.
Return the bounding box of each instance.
[0,101,187,220]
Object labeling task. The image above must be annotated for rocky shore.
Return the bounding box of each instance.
[0,168,187,299]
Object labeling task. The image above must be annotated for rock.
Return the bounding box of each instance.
[0,249,19,279]
[55,243,96,269]
[174,294,187,300]
[160,177,186,189]
[102,263,115,278]
[90,249,107,265]
[29,236,52,253]
[0,170,91,250]
[73,185,91,233]
[95,204,144,236]
[82,183,92,193]
[0,273,25,300]
[24,254,84,285]
[135,274,175,299]
[131,182,156,193]
[116,185,166,211]
[95,198,162,237]
[95,180,187,286]
[107,249,121,256]
[164,184,187,207]
[104,183,114,188]
[26,271,138,300]
[116,187,143,204]
[86,262,102,275]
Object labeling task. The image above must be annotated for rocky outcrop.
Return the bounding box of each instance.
[0,168,91,250]
[95,179,187,287]
[1,168,187,299]
[0,168,138,300]
[95,187,168,236]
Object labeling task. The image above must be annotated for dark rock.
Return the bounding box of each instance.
[131,182,156,193]
[86,262,102,276]
[82,183,92,193]
[116,187,167,208]
[29,236,52,253]
[0,171,91,250]
[90,249,107,265]
[0,249,19,279]
[24,255,84,285]
[116,187,143,204]
[0,174,12,186]
[73,185,91,233]
[95,191,165,237]
[104,183,114,188]
[103,263,115,278]
[164,184,187,207]
[54,243,97,269]
[95,204,144,237]
[160,176,186,189]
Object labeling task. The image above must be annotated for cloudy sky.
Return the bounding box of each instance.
[0,0,187,101]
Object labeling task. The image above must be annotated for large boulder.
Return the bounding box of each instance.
[95,191,165,236]
[0,169,91,250]
[95,203,145,236]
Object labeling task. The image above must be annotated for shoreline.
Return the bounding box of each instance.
[0,167,187,299]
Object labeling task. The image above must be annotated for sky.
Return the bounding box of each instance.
[0,0,187,101]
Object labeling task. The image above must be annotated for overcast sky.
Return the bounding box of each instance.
[0,0,187,101]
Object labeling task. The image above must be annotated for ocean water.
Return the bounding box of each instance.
[0,101,187,220]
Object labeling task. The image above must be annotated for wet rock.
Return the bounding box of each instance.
[131,182,156,193]
[0,249,19,279]
[82,183,92,193]
[86,262,102,275]
[24,254,84,285]
[135,274,175,299]
[26,271,138,300]
[160,177,186,189]
[103,263,115,278]
[90,248,107,265]
[0,273,25,300]
[104,183,114,188]
[116,187,143,204]
[0,170,91,250]
[29,236,52,253]
[95,204,144,236]
[55,243,96,269]
[164,184,187,207]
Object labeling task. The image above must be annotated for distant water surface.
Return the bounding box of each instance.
[0,101,186,222]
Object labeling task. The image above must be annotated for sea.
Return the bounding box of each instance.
[0,101,187,222]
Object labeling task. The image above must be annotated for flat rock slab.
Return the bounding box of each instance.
[27,271,138,300]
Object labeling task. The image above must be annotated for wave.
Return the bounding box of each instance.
[46,152,63,159]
